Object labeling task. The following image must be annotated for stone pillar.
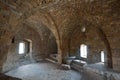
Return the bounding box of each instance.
[58,50,62,64]
[56,39,62,64]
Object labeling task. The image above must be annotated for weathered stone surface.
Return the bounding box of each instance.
[2,25,57,72]
[0,0,120,77]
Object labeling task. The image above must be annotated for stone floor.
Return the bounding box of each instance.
[0,73,21,80]
[5,61,103,80]
[84,63,120,80]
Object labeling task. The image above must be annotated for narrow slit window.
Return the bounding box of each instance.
[101,51,105,62]
[80,44,87,58]
[19,42,25,54]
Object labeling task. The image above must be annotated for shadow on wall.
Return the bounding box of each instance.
[2,39,34,73]
[2,26,43,73]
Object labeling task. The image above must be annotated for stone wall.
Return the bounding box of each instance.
[0,0,120,72]
[2,26,42,72]
[66,27,107,64]
[112,49,120,71]
[2,25,57,72]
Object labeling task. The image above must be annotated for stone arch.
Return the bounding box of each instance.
[0,7,63,71]
[95,26,113,68]
[68,23,113,68]
[14,8,62,64]
[2,24,59,72]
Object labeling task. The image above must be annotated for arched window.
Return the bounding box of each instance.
[80,44,87,58]
[19,42,25,54]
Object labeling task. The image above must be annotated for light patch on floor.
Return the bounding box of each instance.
[5,61,81,80]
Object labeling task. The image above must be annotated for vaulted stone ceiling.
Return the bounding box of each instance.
[0,0,119,43]
[0,0,120,69]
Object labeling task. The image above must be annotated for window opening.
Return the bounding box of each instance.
[19,42,25,54]
[101,51,105,62]
[80,44,87,58]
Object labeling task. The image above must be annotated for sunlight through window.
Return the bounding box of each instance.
[80,44,87,58]
[19,42,25,54]
[101,51,105,62]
